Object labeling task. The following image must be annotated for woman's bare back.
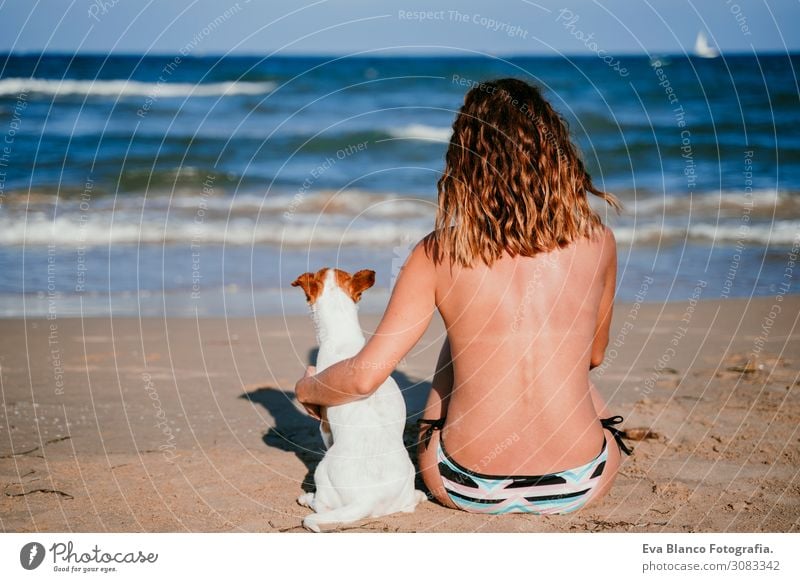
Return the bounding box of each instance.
[432,228,616,476]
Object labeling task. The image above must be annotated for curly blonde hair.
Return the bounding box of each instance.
[427,78,619,267]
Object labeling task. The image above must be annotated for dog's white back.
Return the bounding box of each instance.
[293,268,425,531]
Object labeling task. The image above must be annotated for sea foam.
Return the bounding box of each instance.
[0,77,276,98]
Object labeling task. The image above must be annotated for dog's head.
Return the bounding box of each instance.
[291,268,375,305]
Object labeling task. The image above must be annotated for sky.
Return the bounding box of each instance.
[0,0,798,56]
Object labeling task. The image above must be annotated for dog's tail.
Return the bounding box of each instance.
[302,502,374,533]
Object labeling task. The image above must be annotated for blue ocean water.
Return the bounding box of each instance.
[0,53,798,316]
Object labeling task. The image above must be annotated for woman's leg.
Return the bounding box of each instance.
[583,426,621,508]
[583,380,622,508]
[417,338,459,509]
[417,425,459,510]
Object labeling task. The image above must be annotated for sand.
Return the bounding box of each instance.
[1,296,798,532]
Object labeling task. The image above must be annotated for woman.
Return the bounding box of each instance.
[295,78,631,515]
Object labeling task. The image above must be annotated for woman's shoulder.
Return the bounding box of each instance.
[417,230,441,263]
[600,224,616,253]
[601,224,616,244]
[584,223,615,245]
[590,225,617,271]
[581,224,616,253]
[566,225,616,273]
[400,231,438,274]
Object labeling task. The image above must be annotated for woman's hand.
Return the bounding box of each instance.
[295,365,322,420]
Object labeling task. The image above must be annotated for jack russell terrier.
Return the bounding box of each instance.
[292,267,425,532]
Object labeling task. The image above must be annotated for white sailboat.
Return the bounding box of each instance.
[694,30,719,58]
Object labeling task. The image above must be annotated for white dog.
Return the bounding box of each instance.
[292,267,425,532]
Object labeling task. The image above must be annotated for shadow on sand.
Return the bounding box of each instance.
[241,348,433,492]
[241,384,322,492]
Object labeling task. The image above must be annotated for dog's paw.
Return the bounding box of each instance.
[297,492,315,508]
[302,516,322,533]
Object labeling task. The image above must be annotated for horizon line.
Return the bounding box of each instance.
[2,49,797,58]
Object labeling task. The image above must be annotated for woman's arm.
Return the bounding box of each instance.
[295,237,437,408]
[590,227,617,369]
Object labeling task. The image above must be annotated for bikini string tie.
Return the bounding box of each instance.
[416,417,446,450]
[601,415,634,456]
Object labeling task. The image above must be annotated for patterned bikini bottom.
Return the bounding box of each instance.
[418,416,633,515]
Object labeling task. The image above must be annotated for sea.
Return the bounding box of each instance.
[0,53,798,317]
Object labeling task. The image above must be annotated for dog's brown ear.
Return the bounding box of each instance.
[349,269,375,303]
[292,272,322,304]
